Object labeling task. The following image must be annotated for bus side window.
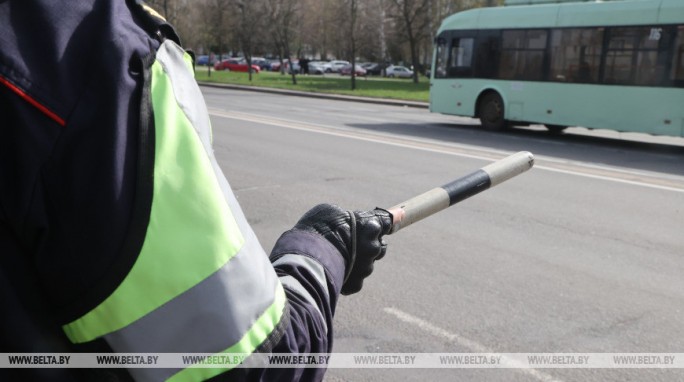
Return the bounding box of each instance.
[550,28,603,84]
[604,26,671,86]
[670,25,684,86]
[475,31,500,79]
[636,26,671,86]
[499,29,547,81]
[447,37,474,77]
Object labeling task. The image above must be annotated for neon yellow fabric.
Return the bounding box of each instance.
[168,283,287,382]
[62,60,244,343]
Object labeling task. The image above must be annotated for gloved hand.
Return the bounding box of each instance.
[293,203,393,295]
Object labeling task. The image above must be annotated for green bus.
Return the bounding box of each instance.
[429,0,684,136]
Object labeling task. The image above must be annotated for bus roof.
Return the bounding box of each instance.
[438,0,684,33]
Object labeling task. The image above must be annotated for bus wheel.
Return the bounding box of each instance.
[478,92,506,130]
[545,124,567,134]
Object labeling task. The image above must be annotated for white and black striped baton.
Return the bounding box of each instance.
[388,151,535,234]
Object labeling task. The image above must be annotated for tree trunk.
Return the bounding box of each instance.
[350,0,356,90]
[409,36,419,84]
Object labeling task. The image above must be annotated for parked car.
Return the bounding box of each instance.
[360,62,383,75]
[196,55,223,67]
[251,57,272,71]
[328,60,351,73]
[339,64,367,76]
[214,58,260,73]
[385,65,414,78]
[285,59,300,74]
[196,55,210,66]
[267,59,300,73]
[269,60,282,72]
[308,61,331,74]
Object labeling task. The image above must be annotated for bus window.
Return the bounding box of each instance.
[604,28,638,84]
[447,37,475,77]
[636,26,670,86]
[635,50,659,85]
[475,31,500,79]
[604,26,667,86]
[670,26,684,86]
[434,36,449,78]
[550,28,603,83]
[499,29,547,81]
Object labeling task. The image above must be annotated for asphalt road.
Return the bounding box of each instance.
[200,86,684,382]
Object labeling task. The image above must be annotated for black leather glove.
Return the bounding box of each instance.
[293,203,393,295]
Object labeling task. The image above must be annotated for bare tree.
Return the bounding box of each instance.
[371,0,390,64]
[389,0,432,83]
[298,0,335,60]
[350,0,387,63]
[150,0,499,80]
[349,0,359,90]
[266,0,301,84]
[233,0,267,81]
[200,0,234,56]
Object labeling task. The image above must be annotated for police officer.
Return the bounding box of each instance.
[0,1,393,381]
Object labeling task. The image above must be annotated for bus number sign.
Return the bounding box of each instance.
[649,28,662,41]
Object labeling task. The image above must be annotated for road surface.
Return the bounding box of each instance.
[201,86,684,381]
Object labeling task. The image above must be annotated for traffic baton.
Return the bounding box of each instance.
[387,151,535,234]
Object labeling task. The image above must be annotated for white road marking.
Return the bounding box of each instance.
[208,109,684,194]
[384,307,564,382]
[535,165,684,193]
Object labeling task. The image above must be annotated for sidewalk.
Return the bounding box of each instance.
[197,81,429,109]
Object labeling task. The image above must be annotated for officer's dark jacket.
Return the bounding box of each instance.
[0,1,346,381]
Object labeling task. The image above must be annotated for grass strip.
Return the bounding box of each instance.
[194,69,429,102]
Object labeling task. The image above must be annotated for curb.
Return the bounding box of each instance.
[197,81,429,109]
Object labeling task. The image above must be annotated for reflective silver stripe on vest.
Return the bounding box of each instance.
[155,41,213,156]
[100,41,284,381]
[105,233,279,381]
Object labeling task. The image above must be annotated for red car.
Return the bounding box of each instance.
[339,64,367,76]
[214,58,260,73]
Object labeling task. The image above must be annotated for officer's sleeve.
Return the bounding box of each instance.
[271,229,346,347]
[234,230,346,382]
